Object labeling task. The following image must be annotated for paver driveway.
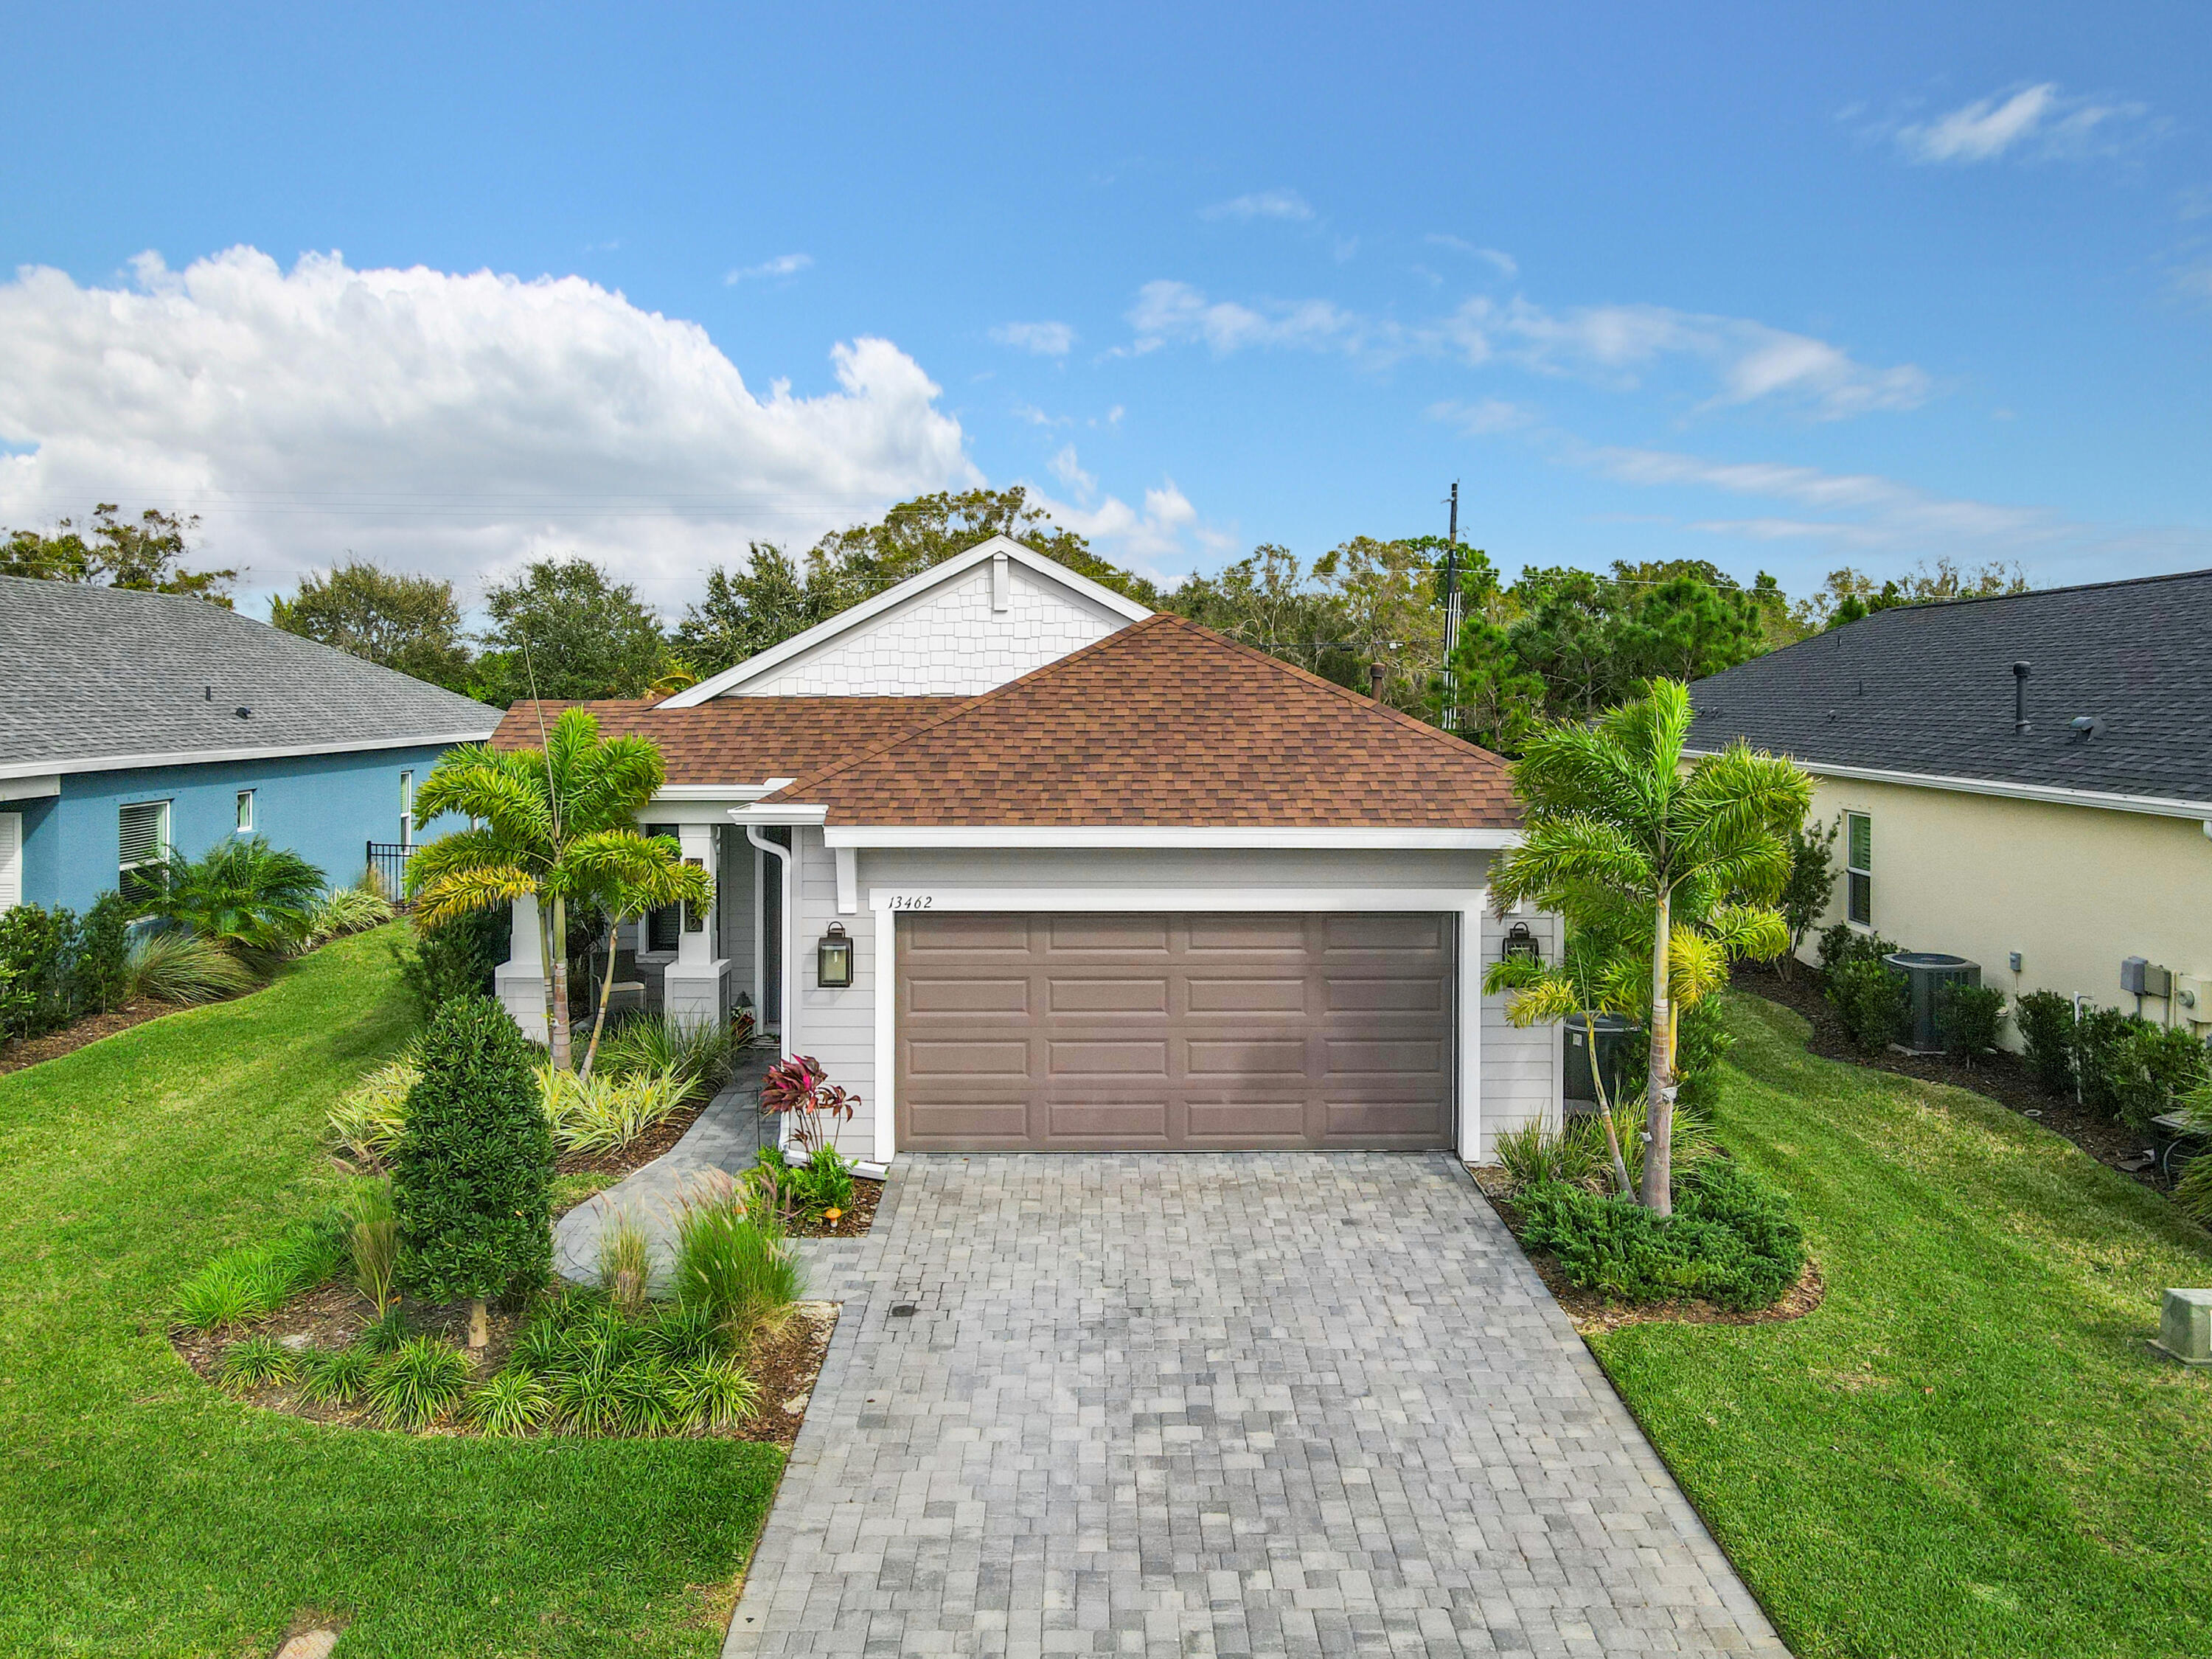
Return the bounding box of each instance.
[728,1154,1787,1659]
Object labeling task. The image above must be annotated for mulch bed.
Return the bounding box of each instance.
[1732,962,2174,1192]
[784,1175,883,1239]
[172,1283,838,1450]
[1469,1164,1826,1335]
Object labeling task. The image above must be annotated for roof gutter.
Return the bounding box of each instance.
[1683,749,2212,822]
[813,825,1520,849]
[0,727,500,783]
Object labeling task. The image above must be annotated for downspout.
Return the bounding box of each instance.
[745,824,795,1066]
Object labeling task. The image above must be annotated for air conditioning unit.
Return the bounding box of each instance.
[1884,953,1980,1054]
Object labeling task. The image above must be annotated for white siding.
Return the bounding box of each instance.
[733,565,1127,696]
[787,828,881,1158]
[1478,906,1565,1155]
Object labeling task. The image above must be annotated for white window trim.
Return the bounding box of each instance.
[864,885,1488,1167]
[1843,810,1873,930]
[235,789,255,835]
[0,812,22,911]
[119,799,172,890]
[400,771,415,849]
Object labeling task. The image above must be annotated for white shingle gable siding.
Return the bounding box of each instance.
[734,566,1126,697]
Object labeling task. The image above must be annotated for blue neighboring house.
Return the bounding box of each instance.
[0,574,501,917]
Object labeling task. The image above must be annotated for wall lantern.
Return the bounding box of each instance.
[1503,922,1541,967]
[817,922,855,988]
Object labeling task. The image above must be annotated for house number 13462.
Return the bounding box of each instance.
[886,895,934,910]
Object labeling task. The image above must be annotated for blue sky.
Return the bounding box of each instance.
[1,1,2207,615]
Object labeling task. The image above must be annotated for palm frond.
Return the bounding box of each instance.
[411,864,538,929]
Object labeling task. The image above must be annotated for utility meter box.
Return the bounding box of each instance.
[2122,957,2173,999]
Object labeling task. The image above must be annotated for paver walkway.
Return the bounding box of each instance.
[726,1153,1787,1659]
[553,1051,776,1289]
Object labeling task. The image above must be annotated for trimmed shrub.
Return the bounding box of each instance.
[1827,958,1907,1054]
[2104,1021,2212,1133]
[389,906,509,1024]
[1515,1158,1806,1312]
[0,904,77,1042]
[2073,1005,2138,1117]
[394,997,554,1306]
[2014,990,2077,1095]
[73,893,133,1016]
[1817,922,1896,978]
[1936,981,2007,1065]
[1673,998,1736,1111]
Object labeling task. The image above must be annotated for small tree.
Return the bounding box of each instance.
[1778,815,1840,976]
[394,996,553,1345]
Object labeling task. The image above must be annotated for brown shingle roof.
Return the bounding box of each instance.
[763,613,1520,827]
[488,697,968,785]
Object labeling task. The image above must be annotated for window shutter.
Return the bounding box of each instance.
[119,802,167,867]
[0,813,21,911]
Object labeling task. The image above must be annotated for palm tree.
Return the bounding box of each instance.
[1489,680,1808,1215]
[568,830,714,1079]
[405,708,672,1069]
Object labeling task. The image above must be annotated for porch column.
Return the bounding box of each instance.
[661,821,731,1032]
[495,894,549,1043]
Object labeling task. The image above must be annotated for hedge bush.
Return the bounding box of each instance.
[1827,958,1907,1054]
[0,892,135,1044]
[389,905,509,1025]
[394,996,554,1304]
[1817,922,1896,977]
[2014,990,2077,1093]
[1514,1157,1806,1312]
[1936,981,2007,1065]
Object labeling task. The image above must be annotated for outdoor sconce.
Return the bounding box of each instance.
[1503,922,1541,967]
[818,922,854,988]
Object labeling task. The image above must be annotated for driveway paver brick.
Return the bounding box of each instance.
[728,1152,1787,1658]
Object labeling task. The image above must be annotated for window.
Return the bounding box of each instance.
[119,800,170,901]
[0,813,21,911]
[643,821,681,952]
[235,789,255,835]
[399,770,414,847]
[1845,811,1872,927]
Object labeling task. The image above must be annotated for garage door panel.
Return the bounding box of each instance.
[1184,975,1308,1013]
[898,911,1454,1151]
[909,975,1032,1015]
[1185,1038,1308,1077]
[1047,1038,1170,1077]
[1048,976,1169,1013]
[1048,915,1169,952]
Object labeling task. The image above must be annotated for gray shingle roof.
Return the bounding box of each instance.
[1688,568,2212,807]
[0,575,501,775]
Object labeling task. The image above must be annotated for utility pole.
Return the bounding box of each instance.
[1439,481,1461,731]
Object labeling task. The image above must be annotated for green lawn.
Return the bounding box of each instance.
[1595,992,2212,1659]
[0,928,781,1658]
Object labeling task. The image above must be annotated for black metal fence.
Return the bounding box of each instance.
[365,841,417,902]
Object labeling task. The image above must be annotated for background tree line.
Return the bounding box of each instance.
[4,490,2025,745]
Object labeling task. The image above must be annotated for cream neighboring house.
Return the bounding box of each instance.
[1688,568,2212,1046]
[488,536,1561,1165]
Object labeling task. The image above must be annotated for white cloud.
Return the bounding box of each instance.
[1426,235,1517,279]
[1429,397,1539,435]
[1133,278,1927,418]
[1047,443,1094,495]
[1032,479,1200,566]
[1127,280,1376,358]
[1891,83,2151,165]
[1200,189,1314,222]
[0,247,977,605]
[989,320,1075,356]
[726,252,812,282]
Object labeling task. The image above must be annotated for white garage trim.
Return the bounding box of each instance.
[830,825,1516,849]
[866,885,1488,1164]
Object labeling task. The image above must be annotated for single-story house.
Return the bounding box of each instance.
[1688,568,2212,1043]
[490,535,1559,1164]
[0,574,501,915]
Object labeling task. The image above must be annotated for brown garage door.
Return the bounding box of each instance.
[896,911,1455,1151]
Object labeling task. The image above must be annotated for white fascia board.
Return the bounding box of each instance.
[0,728,498,783]
[867,886,1487,913]
[1686,749,2212,822]
[729,801,830,826]
[0,775,61,801]
[824,824,1519,849]
[659,535,1151,707]
[653,780,793,803]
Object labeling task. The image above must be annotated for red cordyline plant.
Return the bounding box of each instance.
[759,1054,858,1158]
